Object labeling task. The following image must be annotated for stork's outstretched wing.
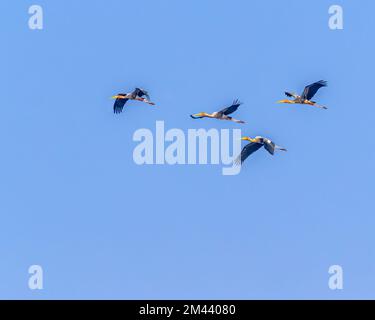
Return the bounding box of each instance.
[218,99,242,116]
[234,142,263,165]
[114,97,128,114]
[133,88,151,101]
[301,80,327,100]
[264,139,287,155]
[263,139,276,155]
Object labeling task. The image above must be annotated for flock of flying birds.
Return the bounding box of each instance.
[111,80,328,165]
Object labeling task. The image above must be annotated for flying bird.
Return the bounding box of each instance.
[235,136,287,165]
[190,99,245,124]
[277,80,328,109]
[111,88,155,114]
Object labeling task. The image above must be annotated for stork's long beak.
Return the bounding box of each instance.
[190,113,203,119]
[277,99,292,104]
[241,137,252,142]
[111,95,126,99]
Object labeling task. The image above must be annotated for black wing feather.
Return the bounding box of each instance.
[134,88,150,101]
[219,99,242,116]
[235,142,263,165]
[263,140,276,155]
[114,98,128,114]
[301,80,327,100]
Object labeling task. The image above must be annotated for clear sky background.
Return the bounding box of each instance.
[1,0,374,299]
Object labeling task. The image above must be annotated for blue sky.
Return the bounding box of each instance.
[1,0,375,299]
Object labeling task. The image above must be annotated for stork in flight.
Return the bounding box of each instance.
[190,99,245,124]
[235,136,287,165]
[111,88,155,114]
[277,80,328,109]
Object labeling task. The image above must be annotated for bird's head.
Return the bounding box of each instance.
[277,99,293,104]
